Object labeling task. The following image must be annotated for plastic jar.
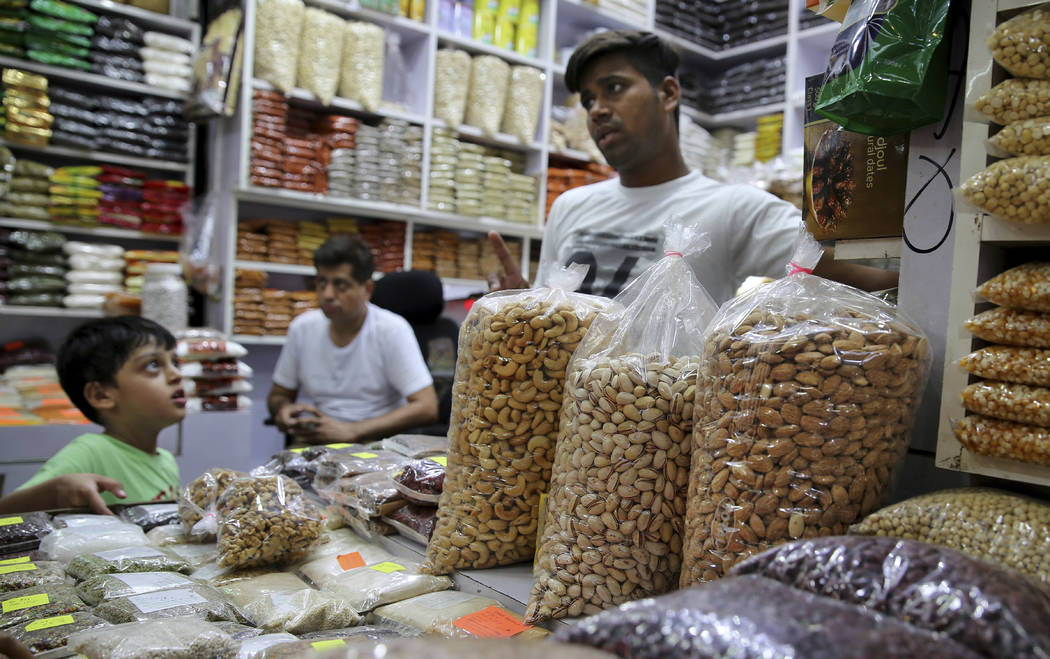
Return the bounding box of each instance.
[142,262,188,333]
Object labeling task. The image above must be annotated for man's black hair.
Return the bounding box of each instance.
[314,234,375,284]
[565,29,682,124]
[57,316,176,425]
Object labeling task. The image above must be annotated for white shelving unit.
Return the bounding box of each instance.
[935,0,1050,487]
[0,218,182,243]
[212,0,838,335]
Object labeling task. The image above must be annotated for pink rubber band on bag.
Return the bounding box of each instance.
[788,262,813,275]
[665,250,683,257]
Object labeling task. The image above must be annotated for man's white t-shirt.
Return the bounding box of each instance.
[272,304,434,422]
[535,171,802,304]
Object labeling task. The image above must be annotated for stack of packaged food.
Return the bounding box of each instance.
[62,240,123,309]
[3,68,51,147]
[123,249,177,295]
[3,228,65,306]
[140,31,193,96]
[232,268,266,336]
[96,166,145,230]
[48,165,99,227]
[176,333,252,413]
[249,89,288,189]
[0,156,51,222]
[358,220,404,273]
[140,180,188,235]
[296,220,327,265]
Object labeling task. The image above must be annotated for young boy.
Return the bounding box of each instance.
[0,316,186,514]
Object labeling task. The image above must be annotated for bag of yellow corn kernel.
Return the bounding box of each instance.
[965,306,1050,348]
[420,266,609,574]
[976,262,1050,312]
[960,346,1050,387]
[954,414,1050,466]
[527,223,718,622]
[958,156,1050,225]
[988,7,1050,80]
[973,79,1050,125]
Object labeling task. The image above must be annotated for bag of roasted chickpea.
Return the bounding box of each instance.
[988,7,1050,80]
[421,266,608,574]
[527,224,718,623]
[958,156,1050,225]
[681,229,931,586]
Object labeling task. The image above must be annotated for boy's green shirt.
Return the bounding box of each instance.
[18,432,179,504]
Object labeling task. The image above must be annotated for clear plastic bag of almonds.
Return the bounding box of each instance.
[215,474,325,570]
[421,266,609,574]
[178,468,245,542]
[527,224,718,623]
[681,229,931,587]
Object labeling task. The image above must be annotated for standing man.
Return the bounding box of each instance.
[267,234,438,444]
[490,30,896,302]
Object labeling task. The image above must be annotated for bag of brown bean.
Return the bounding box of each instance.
[976,262,1050,312]
[681,233,930,586]
[959,345,1050,386]
[974,79,1050,124]
[851,488,1050,583]
[421,267,608,573]
[965,306,1050,347]
[954,414,1050,465]
[528,225,718,622]
[988,7,1050,80]
[730,535,1050,659]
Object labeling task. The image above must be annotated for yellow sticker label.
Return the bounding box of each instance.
[0,516,23,526]
[0,563,36,575]
[311,639,347,650]
[25,614,74,632]
[428,456,448,467]
[369,561,405,574]
[289,447,307,453]
[327,443,352,449]
[351,452,378,459]
[3,593,49,613]
[0,556,30,565]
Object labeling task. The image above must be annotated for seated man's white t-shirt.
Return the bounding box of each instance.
[272,304,434,422]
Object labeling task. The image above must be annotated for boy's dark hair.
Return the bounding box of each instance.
[57,316,176,424]
[314,234,375,284]
[565,30,681,125]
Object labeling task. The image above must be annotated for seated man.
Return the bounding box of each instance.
[267,234,438,444]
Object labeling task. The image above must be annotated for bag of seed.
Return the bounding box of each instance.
[528,224,718,622]
[420,266,608,574]
[681,229,931,586]
[69,616,239,658]
[66,545,192,581]
[816,0,950,135]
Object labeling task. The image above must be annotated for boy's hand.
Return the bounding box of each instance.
[487,231,529,291]
[53,473,125,515]
[276,403,320,432]
[0,632,34,659]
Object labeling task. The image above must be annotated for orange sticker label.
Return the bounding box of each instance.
[337,552,365,571]
[454,605,533,638]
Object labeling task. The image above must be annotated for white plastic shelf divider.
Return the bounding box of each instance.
[432,119,543,152]
[70,0,197,34]
[0,55,186,100]
[304,0,430,36]
[833,238,903,261]
[253,80,426,125]
[234,260,315,275]
[436,31,546,69]
[231,335,287,345]
[0,217,182,242]
[0,305,104,318]
[681,102,787,128]
[980,215,1050,243]
[1,139,188,172]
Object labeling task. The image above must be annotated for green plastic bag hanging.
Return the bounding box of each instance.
[816,0,951,136]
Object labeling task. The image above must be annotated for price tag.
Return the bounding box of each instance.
[3,593,48,613]
[327,443,352,449]
[351,452,378,459]
[0,517,23,526]
[0,556,30,565]
[454,606,533,638]
[428,456,447,467]
[368,561,405,574]
[94,546,163,561]
[24,615,74,632]
[311,639,346,650]
[289,447,307,453]
[129,588,206,614]
[0,563,36,576]
[337,552,366,571]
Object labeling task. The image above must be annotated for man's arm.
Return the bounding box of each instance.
[293,385,439,444]
[267,383,319,432]
[812,247,900,292]
[0,474,125,515]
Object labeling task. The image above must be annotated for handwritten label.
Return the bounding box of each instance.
[0,517,23,526]
[0,556,30,565]
[113,572,192,592]
[351,452,378,459]
[95,546,163,561]
[416,591,478,611]
[454,606,533,638]
[311,639,346,650]
[327,443,352,449]
[129,588,206,614]
[3,593,48,613]
[337,552,365,571]
[428,456,447,467]
[0,564,36,576]
[289,447,308,453]
[24,615,74,632]
[368,561,405,574]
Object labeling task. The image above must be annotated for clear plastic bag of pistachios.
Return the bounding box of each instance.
[421,265,609,574]
[680,225,931,588]
[527,222,718,623]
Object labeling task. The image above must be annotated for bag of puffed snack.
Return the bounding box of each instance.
[421,266,608,573]
[528,223,718,622]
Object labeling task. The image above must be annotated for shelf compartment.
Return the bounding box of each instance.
[253,79,426,125]
[1,139,189,173]
[0,55,186,100]
[0,217,181,242]
[833,238,903,260]
[431,119,542,152]
[436,31,545,69]
[70,0,197,34]
[0,304,103,318]
[681,102,787,128]
[232,334,287,345]
[980,215,1050,243]
[234,259,315,275]
[304,0,429,36]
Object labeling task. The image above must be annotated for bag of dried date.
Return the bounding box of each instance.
[527,224,718,622]
[421,266,608,574]
[680,227,931,586]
